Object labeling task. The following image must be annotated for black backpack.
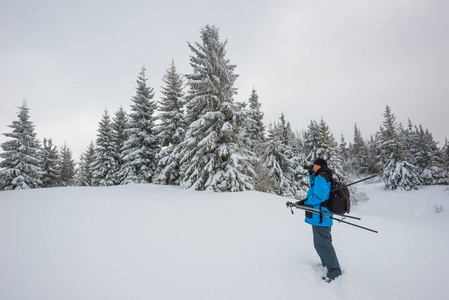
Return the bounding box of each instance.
[324,178,351,214]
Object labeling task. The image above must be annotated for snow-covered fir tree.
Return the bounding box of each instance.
[244,88,271,193]
[407,122,447,185]
[0,102,43,190]
[40,138,60,187]
[262,121,297,198]
[366,134,382,174]
[112,106,129,184]
[155,60,186,185]
[350,123,370,176]
[74,141,96,186]
[303,120,322,162]
[119,67,159,184]
[178,25,256,191]
[246,88,265,149]
[317,118,344,178]
[59,142,75,186]
[442,138,449,172]
[338,134,351,174]
[91,109,119,186]
[157,60,186,148]
[378,106,421,190]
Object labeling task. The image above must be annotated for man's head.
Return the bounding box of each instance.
[313,158,327,173]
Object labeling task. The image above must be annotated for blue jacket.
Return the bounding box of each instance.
[304,167,333,226]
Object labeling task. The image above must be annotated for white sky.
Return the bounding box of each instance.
[1,0,448,159]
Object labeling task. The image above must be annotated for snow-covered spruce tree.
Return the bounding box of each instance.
[119,67,159,184]
[244,88,272,193]
[442,138,449,172]
[157,60,186,148]
[291,129,309,197]
[350,123,370,176]
[338,134,352,174]
[378,106,421,190]
[155,60,186,185]
[246,88,265,149]
[74,154,88,187]
[280,114,306,197]
[366,134,382,174]
[91,109,119,186]
[0,102,43,190]
[262,121,297,198]
[40,138,60,187]
[74,141,96,186]
[407,123,447,185]
[112,106,129,184]
[179,25,256,191]
[59,142,75,186]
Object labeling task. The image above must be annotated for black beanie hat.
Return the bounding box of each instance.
[313,158,327,166]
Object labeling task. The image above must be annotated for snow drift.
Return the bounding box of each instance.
[1,183,448,300]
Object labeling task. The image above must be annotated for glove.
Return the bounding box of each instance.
[296,200,306,206]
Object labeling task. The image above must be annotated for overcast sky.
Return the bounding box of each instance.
[1,0,448,160]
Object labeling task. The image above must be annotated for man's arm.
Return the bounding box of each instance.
[304,175,330,206]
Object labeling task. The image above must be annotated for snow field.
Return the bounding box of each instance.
[1,183,449,300]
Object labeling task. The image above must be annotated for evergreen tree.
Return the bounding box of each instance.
[120,67,160,184]
[245,89,269,193]
[112,106,129,184]
[40,138,60,187]
[262,122,297,198]
[317,118,344,179]
[0,102,43,190]
[91,109,119,186]
[59,142,75,186]
[442,138,449,172]
[155,60,186,185]
[178,25,256,191]
[351,123,369,175]
[246,88,265,148]
[157,60,186,148]
[378,106,421,190]
[407,123,447,185]
[338,134,351,174]
[366,134,382,174]
[74,141,96,186]
[303,120,322,162]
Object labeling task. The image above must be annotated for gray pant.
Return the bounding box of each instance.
[312,225,342,279]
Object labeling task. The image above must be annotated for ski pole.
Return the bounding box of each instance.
[290,203,378,234]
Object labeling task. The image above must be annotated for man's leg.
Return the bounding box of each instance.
[312,225,342,279]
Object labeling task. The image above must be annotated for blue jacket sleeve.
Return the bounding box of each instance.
[305,175,330,206]
[306,174,314,200]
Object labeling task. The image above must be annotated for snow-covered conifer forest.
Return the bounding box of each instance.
[1,25,448,194]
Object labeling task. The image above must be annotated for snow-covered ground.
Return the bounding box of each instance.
[1,182,448,300]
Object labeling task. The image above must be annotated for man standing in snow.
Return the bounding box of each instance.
[299,158,341,282]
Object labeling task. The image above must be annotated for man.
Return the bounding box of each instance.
[299,158,341,282]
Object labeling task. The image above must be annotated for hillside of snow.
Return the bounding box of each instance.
[1,182,449,300]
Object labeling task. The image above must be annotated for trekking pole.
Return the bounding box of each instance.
[286,201,378,234]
